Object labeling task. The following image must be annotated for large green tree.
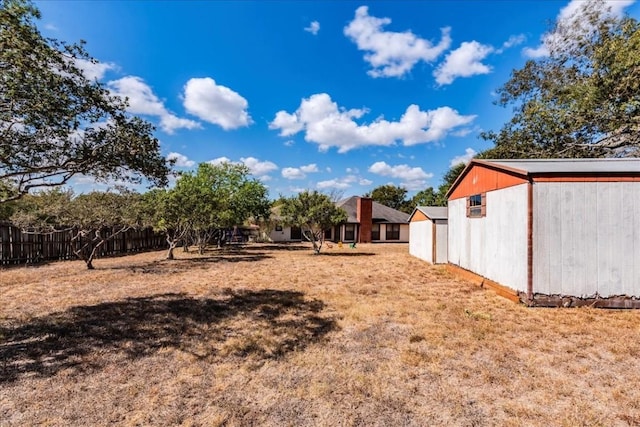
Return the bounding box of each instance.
[481,0,640,158]
[172,162,270,254]
[0,0,171,203]
[280,190,347,254]
[366,184,410,213]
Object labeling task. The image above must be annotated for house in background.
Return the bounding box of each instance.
[408,206,447,264]
[269,196,409,243]
[334,196,409,243]
[446,158,640,308]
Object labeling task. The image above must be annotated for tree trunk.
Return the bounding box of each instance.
[166,244,175,260]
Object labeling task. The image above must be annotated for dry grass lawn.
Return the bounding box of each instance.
[2,243,640,426]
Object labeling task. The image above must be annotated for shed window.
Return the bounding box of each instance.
[467,193,486,218]
[386,224,400,240]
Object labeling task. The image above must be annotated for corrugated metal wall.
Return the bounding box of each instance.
[449,184,529,292]
[533,182,640,297]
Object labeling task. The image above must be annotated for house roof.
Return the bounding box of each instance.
[409,206,448,221]
[447,158,640,199]
[336,196,410,224]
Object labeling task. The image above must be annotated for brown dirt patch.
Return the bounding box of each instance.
[1,243,640,426]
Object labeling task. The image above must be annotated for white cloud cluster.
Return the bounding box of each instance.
[344,6,531,84]
[167,152,195,168]
[281,163,319,180]
[207,156,277,180]
[304,21,320,35]
[344,6,451,78]
[282,167,306,180]
[434,41,494,85]
[269,93,475,153]
[183,77,252,130]
[449,147,477,167]
[108,76,201,134]
[368,161,433,189]
[241,157,278,179]
[208,156,232,166]
[75,58,117,81]
[317,175,369,190]
[524,0,634,58]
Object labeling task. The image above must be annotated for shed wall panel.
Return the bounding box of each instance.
[533,182,640,297]
[409,221,433,262]
[435,222,448,264]
[448,184,528,291]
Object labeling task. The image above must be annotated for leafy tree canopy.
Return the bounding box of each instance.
[171,162,270,253]
[365,184,411,213]
[481,0,640,158]
[280,190,347,254]
[0,0,171,203]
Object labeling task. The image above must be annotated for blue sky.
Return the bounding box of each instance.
[36,0,639,198]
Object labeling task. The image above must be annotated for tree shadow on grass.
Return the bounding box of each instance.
[104,252,273,274]
[319,252,376,257]
[0,289,337,383]
[242,243,311,252]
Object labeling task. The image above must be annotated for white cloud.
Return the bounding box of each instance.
[300,164,319,173]
[240,157,278,177]
[282,167,307,180]
[74,58,116,80]
[500,34,526,51]
[317,176,356,190]
[269,93,475,153]
[359,178,373,186]
[304,21,320,35]
[108,76,201,134]
[167,152,195,168]
[368,161,433,190]
[524,0,634,58]
[284,139,295,147]
[182,77,252,130]
[434,41,494,85]
[344,6,451,78]
[208,156,232,165]
[44,23,58,31]
[449,148,477,167]
[368,161,432,181]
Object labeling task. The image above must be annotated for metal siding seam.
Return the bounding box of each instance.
[527,180,534,302]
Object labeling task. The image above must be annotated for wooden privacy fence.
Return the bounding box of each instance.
[0,224,167,266]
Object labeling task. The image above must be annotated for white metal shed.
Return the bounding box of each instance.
[408,206,448,264]
[447,158,640,308]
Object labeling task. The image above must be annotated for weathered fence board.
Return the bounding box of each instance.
[0,224,167,266]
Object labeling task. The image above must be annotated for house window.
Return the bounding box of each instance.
[275,224,283,231]
[386,224,400,240]
[467,193,486,218]
[324,228,332,240]
[344,224,355,241]
[371,223,380,240]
